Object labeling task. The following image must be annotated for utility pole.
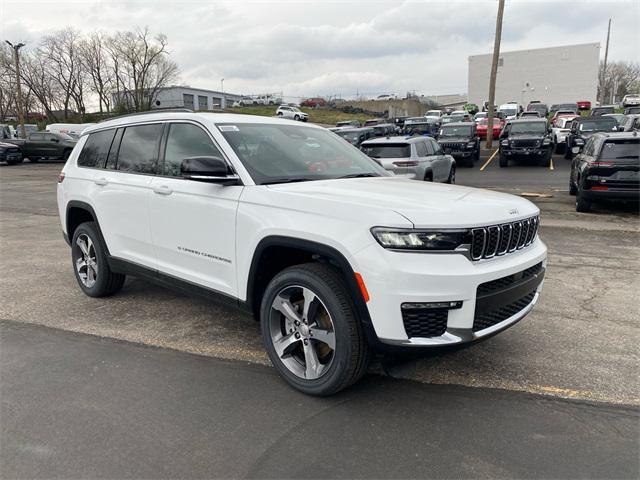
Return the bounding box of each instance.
[5,40,26,139]
[485,0,505,150]
[220,78,225,109]
[600,18,611,105]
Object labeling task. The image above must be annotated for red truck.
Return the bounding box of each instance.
[301,97,326,108]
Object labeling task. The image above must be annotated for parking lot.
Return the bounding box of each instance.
[1,154,638,405]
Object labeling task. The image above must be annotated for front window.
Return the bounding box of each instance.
[500,108,517,117]
[439,126,472,137]
[361,143,411,158]
[509,122,547,134]
[579,119,617,132]
[404,123,432,134]
[218,123,387,185]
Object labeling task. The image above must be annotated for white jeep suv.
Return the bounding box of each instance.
[57,111,547,395]
[276,105,308,122]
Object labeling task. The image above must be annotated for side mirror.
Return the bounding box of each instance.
[181,156,239,184]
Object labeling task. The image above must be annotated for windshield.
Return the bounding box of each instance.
[500,108,517,117]
[219,123,387,184]
[528,104,547,113]
[579,119,617,132]
[510,122,547,134]
[600,140,639,160]
[558,103,577,111]
[440,126,471,137]
[361,143,411,158]
[404,123,433,134]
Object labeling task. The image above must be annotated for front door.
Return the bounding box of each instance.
[148,121,243,297]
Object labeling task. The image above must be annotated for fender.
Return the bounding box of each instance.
[65,200,110,255]
[246,235,380,346]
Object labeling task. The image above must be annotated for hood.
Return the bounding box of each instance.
[264,177,538,228]
[438,136,470,143]
[509,133,544,140]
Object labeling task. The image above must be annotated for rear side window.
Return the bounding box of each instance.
[163,123,224,177]
[78,129,116,168]
[116,124,163,174]
[415,141,428,157]
[361,144,411,158]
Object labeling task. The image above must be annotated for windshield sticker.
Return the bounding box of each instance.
[219,125,239,132]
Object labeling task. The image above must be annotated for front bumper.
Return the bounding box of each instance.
[502,147,551,158]
[353,237,547,347]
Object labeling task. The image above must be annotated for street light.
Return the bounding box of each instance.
[5,40,26,139]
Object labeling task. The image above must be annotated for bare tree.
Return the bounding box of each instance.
[0,44,16,121]
[80,32,113,113]
[19,52,63,121]
[598,61,640,104]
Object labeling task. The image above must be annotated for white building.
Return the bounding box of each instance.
[468,43,600,107]
[113,86,242,111]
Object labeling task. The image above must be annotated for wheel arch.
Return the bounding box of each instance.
[65,201,110,255]
[245,236,375,340]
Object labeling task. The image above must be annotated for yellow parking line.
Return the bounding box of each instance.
[549,156,554,171]
[480,149,499,171]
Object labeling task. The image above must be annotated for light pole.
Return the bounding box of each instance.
[5,40,26,139]
[220,78,225,109]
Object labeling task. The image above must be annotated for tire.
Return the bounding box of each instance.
[554,141,565,154]
[499,153,508,167]
[71,221,125,297]
[277,112,283,117]
[29,158,39,164]
[569,177,577,195]
[260,263,370,396]
[446,165,456,183]
[575,187,592,213]
[294,114,300,121]
[540,151,552,167]
[474,148,480,163]
[424,171,433,182]
[564,142,572,160]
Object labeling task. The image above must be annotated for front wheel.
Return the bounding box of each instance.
[446,165,456,183]
[499,153,508,167]
[260,263,370,396]
[294,114,300,121]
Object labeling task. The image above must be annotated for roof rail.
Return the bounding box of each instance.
[98,108,194,123]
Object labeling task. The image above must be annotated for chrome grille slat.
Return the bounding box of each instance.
[470,215,539,261]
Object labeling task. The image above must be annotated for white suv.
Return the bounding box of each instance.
[276,105,308,122]
[57,111,547,395]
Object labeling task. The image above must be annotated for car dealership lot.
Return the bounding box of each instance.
[1,158,638,405]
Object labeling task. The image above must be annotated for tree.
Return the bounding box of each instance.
[80,32,114,114]
[598,61,640,104]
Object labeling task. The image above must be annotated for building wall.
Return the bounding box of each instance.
[152,87,241,110]
[468,43,600,107]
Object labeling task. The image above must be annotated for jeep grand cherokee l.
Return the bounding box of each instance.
[57,112,547,395]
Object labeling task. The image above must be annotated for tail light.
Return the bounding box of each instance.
[590,161,613,167]
[393,161,419,167]
[58,172,65,183]
[591,185,609,191]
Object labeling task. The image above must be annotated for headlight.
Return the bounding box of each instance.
[501,139,509,146]
[542,138,551,145]
[466,141,475,148]
[371,228,470,251]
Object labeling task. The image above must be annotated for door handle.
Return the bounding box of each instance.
[94,178,108,186]
[153,185,173,195]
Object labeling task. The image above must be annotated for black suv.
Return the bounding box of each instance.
[590,105,616,116]
[498,119,553,167]
[570,132,639,212]
[564,116,617,160]
[437,122,480,167]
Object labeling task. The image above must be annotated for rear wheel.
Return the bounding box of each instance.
[71,222,125,297]
[294,114,300,121]
[575,187,592,213]
[260,263,370,396]
[29,158,39,164]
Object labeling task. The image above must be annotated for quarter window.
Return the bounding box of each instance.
[78,129,116,168]
[164,123,223,177]
[116,124,163,174]
[415,141,427,157]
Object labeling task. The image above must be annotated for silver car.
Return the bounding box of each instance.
[360,135,456,183]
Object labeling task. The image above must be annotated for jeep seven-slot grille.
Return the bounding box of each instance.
[513,139,540,148]
[473,290,536,332]
[439,142,464,151]
[470,216,539,260]
[402,308,448,338]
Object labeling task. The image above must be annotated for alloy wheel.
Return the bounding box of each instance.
[268,285,336,380]
[75,234,98,288]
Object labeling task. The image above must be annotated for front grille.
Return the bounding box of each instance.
[512,139,539,148]
[473,290,536,332]
[477,262,543,296]
[439,142,464,151]
[471,216,539,260]
[402,308,448,338]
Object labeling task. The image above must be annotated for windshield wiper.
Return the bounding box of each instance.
[337,173,380,179]
[263,177,316,185]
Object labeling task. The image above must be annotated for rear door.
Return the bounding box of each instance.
[26,133,46,158]
[428,138,448,181]
[92,123,163,268]
[147,121,243,296]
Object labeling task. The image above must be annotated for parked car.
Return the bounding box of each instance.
[256,94,282,105]
[436,122,480,167]
[577,100,592,111]
[391,116,408,128]
[498,119,554,167]
[333,127,374,147]
[498,103,519,121]
[570,132,639,212]
[564,116,618,160]
[519,111,541,118]
[425,110,443,118]
[624,106,640,115]
[590,105,616,116]
[526,103,549,117]
[46,123,96,140]
[239,97,256,106]
[463,103,479,115]
[551,110,580,126]
[363,118,385,127]
[301,97,326,108]
[6,131,77,162]
[476,117,505,140]
[0,141,22,165]
[276,105,308,122]
[361,135,456,182]
[551,116,578,153]
[443,112,471,124]
[617,114,640,132]
[602,113,626,127]
[57,111,546,395]
[622,94,640,107]
[549,103,578,116]
[336,120,361,128]
[372,123,395,137]
[0,124,13,140]
[403,117,440,136]
[473,112,487,122]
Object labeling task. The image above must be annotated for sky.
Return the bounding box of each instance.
[2,0,638,101]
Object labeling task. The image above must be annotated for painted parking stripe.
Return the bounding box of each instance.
[549,157,554,171]
[480,149,499,171]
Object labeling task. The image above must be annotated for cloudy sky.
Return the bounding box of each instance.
[2,0,638,101]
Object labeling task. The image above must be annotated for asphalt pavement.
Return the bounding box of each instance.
[2,320,638,480]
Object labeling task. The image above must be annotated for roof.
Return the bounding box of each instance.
[507,118,548,124]
[361,135,424,145]
[334,127,374,133]
[573,116,617,123]
[83,112,324,136]
[441,122,473,127]
[589,131,639,139]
